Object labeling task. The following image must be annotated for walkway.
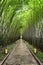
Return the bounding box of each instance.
[3,39,38,65]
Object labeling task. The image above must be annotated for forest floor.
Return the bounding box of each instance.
[3,39,38,65]
[0,43,15,62]
[25,41,43,64]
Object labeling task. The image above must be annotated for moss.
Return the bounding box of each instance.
[0,44,14,61]
[25,41,43,63]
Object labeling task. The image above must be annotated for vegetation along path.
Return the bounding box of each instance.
[3,39,39,65]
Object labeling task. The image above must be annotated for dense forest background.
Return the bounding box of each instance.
[0,0,43,51]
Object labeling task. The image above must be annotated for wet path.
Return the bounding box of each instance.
[3,39,38,65]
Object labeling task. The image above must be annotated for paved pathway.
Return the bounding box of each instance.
[3,39,38,65]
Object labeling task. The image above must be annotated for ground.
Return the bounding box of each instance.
[3,39,38,65]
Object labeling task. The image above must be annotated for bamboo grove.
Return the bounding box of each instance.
[0,0,43,50]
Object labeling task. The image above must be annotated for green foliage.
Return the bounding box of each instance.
[26,41,43,62]
[36,51,43,62]
[0,0,43,45]
[0,43,14,61]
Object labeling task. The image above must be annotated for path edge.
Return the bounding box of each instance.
[0,42,19,65]
[25,42,42,65]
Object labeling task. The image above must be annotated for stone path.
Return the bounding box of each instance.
[3,39,38,65]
